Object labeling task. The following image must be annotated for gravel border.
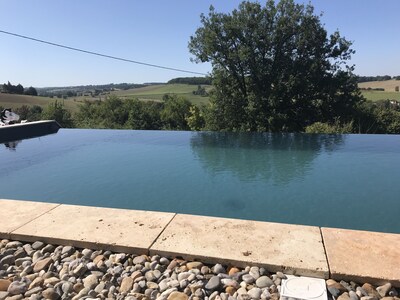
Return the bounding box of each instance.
[0,239,398,300]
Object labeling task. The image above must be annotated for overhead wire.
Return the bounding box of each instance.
[0,29,207,76]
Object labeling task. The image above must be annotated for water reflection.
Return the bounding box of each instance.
[3,140,22,151]
[190,132,345,184]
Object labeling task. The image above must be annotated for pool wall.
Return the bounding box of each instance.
[1,198,399,287]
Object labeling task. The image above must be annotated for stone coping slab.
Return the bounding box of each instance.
[2,199,399,286]
[11,202,175,254]
[150,214,329,278]
[322,227,400,287]
[0,199,59,239]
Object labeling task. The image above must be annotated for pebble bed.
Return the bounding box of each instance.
[0,239,398,300]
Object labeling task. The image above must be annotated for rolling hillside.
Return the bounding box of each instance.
[359,79,400,101]
[358,79,400,91]
[0,93,81,112]
[111,84,211,105]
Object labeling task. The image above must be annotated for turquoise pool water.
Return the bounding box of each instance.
[1,129,399,233]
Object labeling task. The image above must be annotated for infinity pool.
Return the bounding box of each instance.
[1,129,399,233]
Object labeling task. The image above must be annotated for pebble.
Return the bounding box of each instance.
[187,262,203,270]
[362,283,381,299]
[228,267,240,276]
[213,264,226,274]
[248,287,262,299]
[33,257,52,273]
[0,292,9,300]
[349,290,359,300]
[242,274,255,284]
[206,276,221,291]
[7,281,27,295]
[338,294,351,300]
[255,276,273,288]
[0,279,11,291]
[120,277,134,293]
[249,267,260,280]
[0,238,397,300]
[377,283,392,298]
[42,287,60,300]
[168,291,189,300]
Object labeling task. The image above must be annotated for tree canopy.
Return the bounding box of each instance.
[189,0,363,132]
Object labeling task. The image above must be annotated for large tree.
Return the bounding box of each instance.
[189,0,363,132]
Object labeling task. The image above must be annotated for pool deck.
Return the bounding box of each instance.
[1,198,399,287]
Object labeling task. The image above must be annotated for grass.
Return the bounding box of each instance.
[358,79,400,92]
[110,84,211,105]
[361,90,400,102]
[0,93,82,113]
[358,79,400,101]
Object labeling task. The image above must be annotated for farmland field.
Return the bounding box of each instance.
[360,90,400,102]
[358,79,400,101]
[358,79,400,92]
[0,93,81,112]
[111,84,211,105]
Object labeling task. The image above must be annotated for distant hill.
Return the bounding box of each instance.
[358,79,400,101]
[0,93,81,112]
[36,83,151,98]
[358,79,400,92]
[111,83,212,105]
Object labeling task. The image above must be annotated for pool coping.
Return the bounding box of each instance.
[1,198,399,287]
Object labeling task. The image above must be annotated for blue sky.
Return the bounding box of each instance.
[0,0,399,87]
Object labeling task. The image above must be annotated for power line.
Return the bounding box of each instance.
[0,29,207,76]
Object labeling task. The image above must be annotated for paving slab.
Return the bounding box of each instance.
[11,204,175,254]
[150,214,329,278]
[322,227,400,287]
[0,199,59,239]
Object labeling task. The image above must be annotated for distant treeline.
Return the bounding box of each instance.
[37,83,149,98]
[168,77,212,85]
[359,87,386,91]
[1,81,38,96]
[357,75,400,83]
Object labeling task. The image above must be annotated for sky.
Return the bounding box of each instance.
[0,0,399,87]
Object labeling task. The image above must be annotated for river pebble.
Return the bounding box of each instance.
[0,239,398,300]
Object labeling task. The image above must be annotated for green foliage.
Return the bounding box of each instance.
[161,94,191,130]
[24,86,38,96]
[305,120,353,134]
[125,99,163,130]
[189,0,363,132]
[42,100,74,128]
[353,101,400,134]
[74,95,192,131]
[2,81,24,94]
[192,85,208,97]
[14,105,42,121]
[74,96,128,129]
[186,105,206,131]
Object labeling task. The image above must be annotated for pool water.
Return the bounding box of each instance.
[1,129,399,233]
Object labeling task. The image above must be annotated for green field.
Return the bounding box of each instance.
[111,84,211,105]
[358,79,400,101]
[361,90,400,102]
[0,93,81,112]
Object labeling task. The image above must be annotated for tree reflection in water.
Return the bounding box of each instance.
[190,132,345,185]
